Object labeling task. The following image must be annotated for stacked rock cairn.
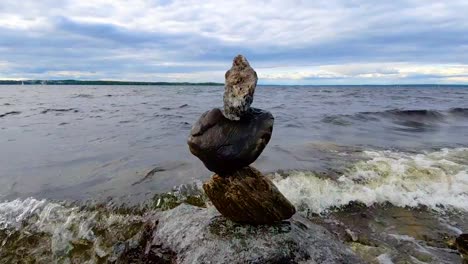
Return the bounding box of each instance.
[187,55,296,224]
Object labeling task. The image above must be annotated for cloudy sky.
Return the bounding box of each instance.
[1,0,468,84]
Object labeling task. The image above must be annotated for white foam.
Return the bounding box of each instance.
[0,197,145,259]
[376,253,394,264]
[0,197,49,230]
[273,148,468,214]
[0,197,95,239]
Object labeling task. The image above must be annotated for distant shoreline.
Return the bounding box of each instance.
[0,80,467,87]
[0,80,223,86]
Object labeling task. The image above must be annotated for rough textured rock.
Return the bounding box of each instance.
[457,234,468,263]
[203,166,295,224]
[188,108,273,174]
[154,204,364,264]
[223,55,258,120]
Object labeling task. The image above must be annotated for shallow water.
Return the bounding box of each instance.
[1,85,467,263]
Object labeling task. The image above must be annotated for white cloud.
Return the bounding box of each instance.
[113,70,226,82]
[1,0,468,83]
[0,61,10,69]
[0,15,48,30]
[3,0,467,47]
[45,70,98,78]
[257,63,468,84]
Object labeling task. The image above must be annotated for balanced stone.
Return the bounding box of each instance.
[188,107,273,174]
[203,166,296,224]
[223,55,258,120]
[187,54,296,225]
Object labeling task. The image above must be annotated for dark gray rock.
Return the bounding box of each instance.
[154,204,364,264]
[223,55,258,120]
[188,107,273,174]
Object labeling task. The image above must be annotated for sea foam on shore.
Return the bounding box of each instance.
[273,148,468,214]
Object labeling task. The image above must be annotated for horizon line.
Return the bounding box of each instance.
[1,79,468,86]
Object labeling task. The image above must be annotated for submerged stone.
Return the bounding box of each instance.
[203,166,295,224]
[223,55,258,120]
[188,107,273,174]
[154,204,364,264]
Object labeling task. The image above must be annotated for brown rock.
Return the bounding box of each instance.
[188,107,273,175]
[203,166,296,224]
[223,55,258,120]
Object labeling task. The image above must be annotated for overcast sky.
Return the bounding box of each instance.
[1,0,468,84]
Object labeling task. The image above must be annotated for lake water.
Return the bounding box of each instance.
[0,85,467,263]
[1,85,467,202]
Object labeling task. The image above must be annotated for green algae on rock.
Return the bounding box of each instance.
[457,234,468,263]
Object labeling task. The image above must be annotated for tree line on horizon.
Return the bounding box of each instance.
[0,80,223,85]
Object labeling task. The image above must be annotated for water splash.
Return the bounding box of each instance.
[0,198,151,262]
[273,148,468,214]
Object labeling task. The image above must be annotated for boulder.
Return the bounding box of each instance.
[223,55,258,120]
[203,166,295,224]
[154,204,364,264]
[188,107,273,174]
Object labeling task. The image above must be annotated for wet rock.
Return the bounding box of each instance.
[119,222,177,264]
[188,108,273,174]
[223,55,258,120]
[309,203,466,263]
[203,166,295,224]
[457,234,468,263]
[348,242,390,263]
[154,204,364,264]
[345,228,358,242]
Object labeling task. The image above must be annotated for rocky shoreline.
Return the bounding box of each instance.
[1,193,466,263]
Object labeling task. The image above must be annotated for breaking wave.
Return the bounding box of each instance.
[0,198,150,262]
[273,148,468,214]
[0,182,207,262]
[322,108,468,128]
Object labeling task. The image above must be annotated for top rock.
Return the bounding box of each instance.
[223,55,258,120]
